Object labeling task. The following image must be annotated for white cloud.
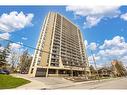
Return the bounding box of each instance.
[88,55,100,62]
[66,6,120,28]
[99,36,126,49]
[120,56,127,65]
[0,32,10,40]
[98,49,127,57]
[88,42,98,50]
[9,42,22,49]
[88,54,103,69]
[90,36,127,65]
[0,46,4,51]
[22,37,28,40]
[120,13,127,21]
[84,40,88,47]
[87,36,127,66]
[84,16,101,28]
[0,11,34,32]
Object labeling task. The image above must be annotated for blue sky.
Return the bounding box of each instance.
[0,6,127,66]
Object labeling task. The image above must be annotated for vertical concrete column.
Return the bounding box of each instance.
[71,70,73,77]
[46,13,57,77]
[56,69,59,76]
[46,68,49,77]
[31,67,37,77]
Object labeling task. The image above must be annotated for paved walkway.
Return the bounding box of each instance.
[11,74,49,89]
[62,77,127,89]
[11,74,122,89]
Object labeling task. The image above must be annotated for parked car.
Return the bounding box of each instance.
[3,69,10,75]
[0,69,10,75]
[21,71,27,74]
[0,69,6,74]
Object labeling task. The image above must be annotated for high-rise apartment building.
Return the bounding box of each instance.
[29,12,90,77]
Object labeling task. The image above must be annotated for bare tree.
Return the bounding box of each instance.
[111,60,127,77]
[6,45,21,72]
[90,65,96,75]
[19,49,32,74]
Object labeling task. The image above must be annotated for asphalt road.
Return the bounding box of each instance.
[57,77,127,89]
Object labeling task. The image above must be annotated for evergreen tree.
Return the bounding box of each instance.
[0,42,10,68]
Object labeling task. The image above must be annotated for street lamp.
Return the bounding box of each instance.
[91,50,100,80]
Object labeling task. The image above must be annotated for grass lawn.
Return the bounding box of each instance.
[0,74,30,89]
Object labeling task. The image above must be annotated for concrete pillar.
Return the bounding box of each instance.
[71,70,73,77]
[46,68,49,77]
[31,67,37,77]
[56,69,59,76]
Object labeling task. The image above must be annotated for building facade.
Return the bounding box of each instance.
[29,12,90,77]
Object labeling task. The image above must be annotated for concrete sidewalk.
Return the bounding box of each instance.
[49,77,120,89]
[11,74,49,90]
[11,74,121,90]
